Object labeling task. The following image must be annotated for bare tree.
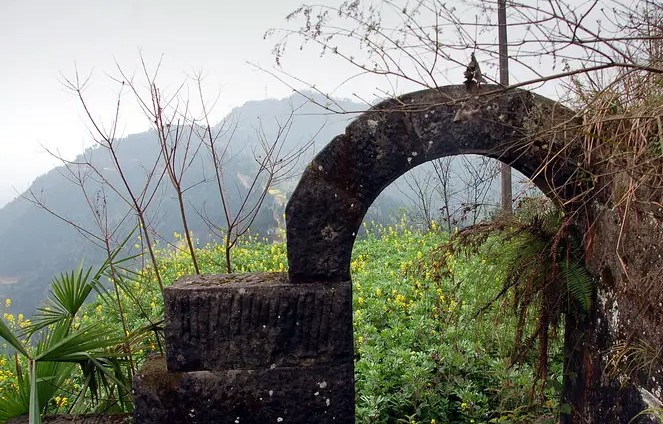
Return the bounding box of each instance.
[457,155,500,225]
[24,161,147,378]
[394,155,501,231]
[431,157,455,233]
[265,0,663,212]
[60,67,168,291]
[33,55,319,287]
[138,78,206,275]
[397,168,437,229]
[271,0,663,93]
[199,99,319,272]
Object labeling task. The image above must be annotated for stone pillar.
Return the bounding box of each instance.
[134,273,355,424]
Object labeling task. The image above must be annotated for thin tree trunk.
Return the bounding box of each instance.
[177,188,200,274]
[104,237,135,377]
[499,0,513,215]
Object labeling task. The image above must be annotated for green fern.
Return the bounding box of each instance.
[560,261,593,311]
[422,198,594,401]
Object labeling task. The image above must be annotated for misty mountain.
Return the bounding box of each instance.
[0,91,519,317]
[0,92,368,315]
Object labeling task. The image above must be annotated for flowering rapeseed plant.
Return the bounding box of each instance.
[351,221,561,423]
[0,219,562,423]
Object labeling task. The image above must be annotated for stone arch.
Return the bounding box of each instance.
[136,85,601,424]
[286,85,579,283]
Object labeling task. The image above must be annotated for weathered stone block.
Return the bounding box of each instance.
[164,273,353,372]
[133,355,355,424]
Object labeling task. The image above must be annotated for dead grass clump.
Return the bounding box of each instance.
[569,66,663,212]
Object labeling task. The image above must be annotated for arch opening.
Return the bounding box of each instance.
[343,155,565,423]
[348,192,562,422]
[362,154,544,233]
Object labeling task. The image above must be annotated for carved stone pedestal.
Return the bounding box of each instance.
[133,273,355,424]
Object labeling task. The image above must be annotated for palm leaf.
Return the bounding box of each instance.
[0,373,29,422]
[81,355,131,397]
[0,315,30,357]
[29,267,93,332]
[21,323,78,418]
[34,324,122,363]
[1,234,138,424]
[27,230,138,337]
[73,353,132,414]
[92,242,140,302]
[34,361,75,417]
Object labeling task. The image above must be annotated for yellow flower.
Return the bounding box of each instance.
[431,420,436,424]
[448,299,458,311]
[4,298,10,308]
[461,402,468,410]
[358,297,364,306]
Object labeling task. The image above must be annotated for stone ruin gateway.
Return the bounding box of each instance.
[133,85,663,423]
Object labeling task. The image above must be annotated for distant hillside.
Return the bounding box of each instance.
[0,92,367,315]
[0,91,520,316]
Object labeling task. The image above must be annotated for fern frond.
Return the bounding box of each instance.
[560,261,594,310]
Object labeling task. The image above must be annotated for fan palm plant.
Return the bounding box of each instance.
[0,241,138,424]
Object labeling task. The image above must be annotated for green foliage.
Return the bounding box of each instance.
[1,220,566,423]
[419,201,592,404]
[630,407,663,423]
[0,242,138,424]
[352,219,561,423]
[559,261,592,311]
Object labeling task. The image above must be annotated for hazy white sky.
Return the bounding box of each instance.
[0,0,384,207]
[1,0,579,208]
